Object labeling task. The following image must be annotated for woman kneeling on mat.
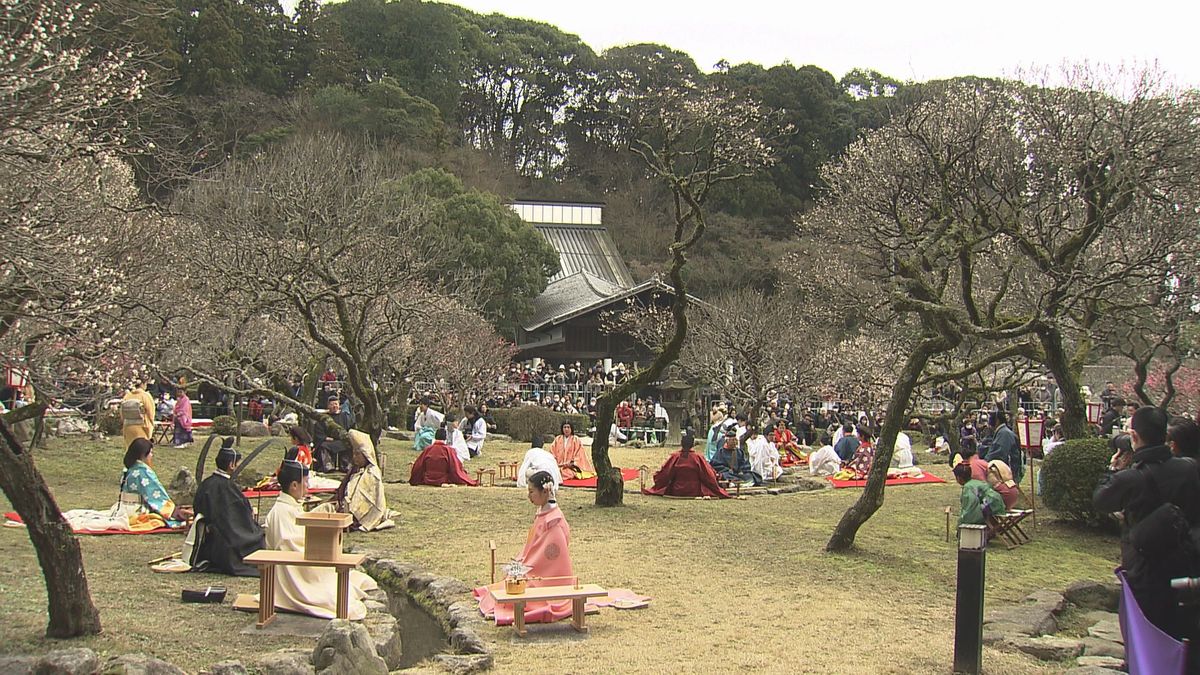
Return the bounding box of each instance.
[474,471,576,626]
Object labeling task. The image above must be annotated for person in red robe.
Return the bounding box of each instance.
[642,432,730,498]
[410,427,477,486]
[770,420,805,466]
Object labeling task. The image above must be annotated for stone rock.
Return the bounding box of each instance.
[1063,667,1124,675]
[1080,637,1126,659]
[426,578,472,606]
[55,416,90,435]
[0,655,35,675]
[168,467,196,500]
[270,421,294,437]
[1065,580,1121,612]
[432,654,494,674]
[384,430,410,442]
[448,627,489,655]
[206,662,248,675]
[1024,589,1067,614]
[363,610,403,670]
[406,572,439,594]
[311,619,387,675]
[1076,655,1125,669]
[446,600,478,629]
[34,648,100,675]
[1007,635,1084,661]
[250,649,314,675]
[238,421,271,437]
[1081,610,1119,626]
[1087,618,1124,644]
[101,654,187,675]
[983,605,1057,636]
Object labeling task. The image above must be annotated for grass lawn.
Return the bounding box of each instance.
[0,434,1119,673]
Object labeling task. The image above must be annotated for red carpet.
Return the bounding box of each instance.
[562,468,640,488]
[3,512,186,536]
[242,487,336,499]
[827,473,947,489]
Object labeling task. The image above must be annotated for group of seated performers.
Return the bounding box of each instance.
[642,432,730,498]
[474,470,577,626]
[263,460,379,619]
[550,422,594,480]
[409,426,478,486]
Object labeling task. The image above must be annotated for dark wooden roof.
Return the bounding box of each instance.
[535,224,635,287]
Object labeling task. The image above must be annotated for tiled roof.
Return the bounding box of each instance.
[522,271,627,332]
[536,224,635,287]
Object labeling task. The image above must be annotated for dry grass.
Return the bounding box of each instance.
[0,434,1118,673]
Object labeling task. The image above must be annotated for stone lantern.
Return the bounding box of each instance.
[656,368,694,445]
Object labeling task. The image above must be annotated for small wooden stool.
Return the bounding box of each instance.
[486,584,609,637]
[475,468,496,487]
[497,462,519,481]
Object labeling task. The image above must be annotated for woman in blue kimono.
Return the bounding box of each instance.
[121,438,192,529]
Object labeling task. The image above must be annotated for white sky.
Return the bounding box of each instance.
[437,0,1200,86]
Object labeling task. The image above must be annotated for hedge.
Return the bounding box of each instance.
[211,414,238,436]
[491,406,590,443]
[97,410,123,436]
[1041,437,1113,524]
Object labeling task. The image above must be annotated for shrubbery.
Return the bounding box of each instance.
[492,406,590,443]
[97,410,122,436]
[1041,437,1113,524]
[211,415,237,436]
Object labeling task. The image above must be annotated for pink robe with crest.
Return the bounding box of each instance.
[474,504,574,625]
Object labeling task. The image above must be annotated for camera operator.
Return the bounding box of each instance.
[1094,406,1200,651]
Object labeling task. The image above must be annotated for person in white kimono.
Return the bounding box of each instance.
[412,398,444,452]
[609,422,627,446]
[745,426,783,481]
[262,460,378,620]
[516,435,562,489]
[463,404,487,458]
[808,434,842,477]
[445,414,470,463]
[891,431,915,469]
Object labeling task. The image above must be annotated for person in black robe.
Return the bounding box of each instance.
[189,438,265,576]
[710,428,763,486]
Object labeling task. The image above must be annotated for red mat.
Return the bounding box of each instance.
[827,473,946,489]
[242,487,336,499]
[562,468,641,488]
[3,512,186,536]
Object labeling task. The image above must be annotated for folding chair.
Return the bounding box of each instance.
[153,419,173,445]
[988,509,1033,549]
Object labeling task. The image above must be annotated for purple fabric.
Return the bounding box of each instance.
[1117,569,1188,675]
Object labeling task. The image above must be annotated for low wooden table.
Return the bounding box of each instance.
[486,584,608,637]
[243,549,366,628]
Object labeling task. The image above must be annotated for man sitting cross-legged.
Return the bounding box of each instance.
[188,437,265,576]
[261,460,378,620]
[410,427,477,487]
[642,431,730,498]
[710,428,763,486]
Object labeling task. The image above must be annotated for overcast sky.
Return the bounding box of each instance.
[436,0,1200,86]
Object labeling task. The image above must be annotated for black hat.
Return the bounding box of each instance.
[278,459,306,491]
[216,437,241,470]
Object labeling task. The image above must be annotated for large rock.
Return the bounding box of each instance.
[1064,580,1121,612]
[250,649,314,675]
[54,416,90,436]
[1024,589,1067,614]
[1006,635,1084,661]
[270,421,295,437]
[168,468,196,502]
[34,649,100,675]
[1080,637,1125,658]
[384,430,410,442]
[238,420,271,437]
[983,605,1057,636]
[1064,667,1124,675]
[101,654,186,675]
[207,662,248,675]
[448,627,489,655]
[1076,655,1125,669]
[311,619,387,675]
[0,655,35,675]
[363,610,403,670]
[432,654,494,674]
[1087,618,1124,644]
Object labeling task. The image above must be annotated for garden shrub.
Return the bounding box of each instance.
[492,407,590,443]
[211,414,237,436]
[1041,437,1113,524]
[97,410,122,436]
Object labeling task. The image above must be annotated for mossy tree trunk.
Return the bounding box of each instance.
[0,404,101,638]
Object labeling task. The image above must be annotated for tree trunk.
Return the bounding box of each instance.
[1038,327,1089,438]
[826,342,935,552]
[0,414,102,638]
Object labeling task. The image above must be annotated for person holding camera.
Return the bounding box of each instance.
[1094,406,1200,649]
